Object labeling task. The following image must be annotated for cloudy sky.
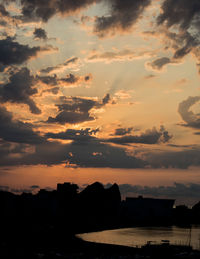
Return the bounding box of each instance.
[0,0,200,204]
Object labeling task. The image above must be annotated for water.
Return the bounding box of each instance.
[78,226,200,250]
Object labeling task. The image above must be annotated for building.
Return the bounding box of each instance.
[121,196,175,224]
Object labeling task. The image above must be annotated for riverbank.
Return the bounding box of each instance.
[1,231,200,259]
[78,225,200,250]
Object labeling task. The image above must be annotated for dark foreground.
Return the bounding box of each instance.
[1,182,200,258]
[1,226,200,259]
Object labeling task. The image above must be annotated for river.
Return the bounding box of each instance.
[78,226,200,250]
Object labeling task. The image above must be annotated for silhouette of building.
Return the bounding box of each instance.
[57,182,78,196]
[192,201,200,223]
[121,196,175,224]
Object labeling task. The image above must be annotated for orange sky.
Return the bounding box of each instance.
[0,0,200,203]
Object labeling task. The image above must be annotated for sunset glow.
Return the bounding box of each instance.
[0,0,200,204]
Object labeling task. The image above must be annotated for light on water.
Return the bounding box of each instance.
[78,226,200,250]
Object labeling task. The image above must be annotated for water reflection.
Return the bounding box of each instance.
[78,226,200,250]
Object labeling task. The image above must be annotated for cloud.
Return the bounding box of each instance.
[65,139,147,169]
[144,146,200,169]
[46,95,111,124]
[0,110,195,170]
[94,0,151,37]
[0,37,55,68]
[0,102,145,169]
[42,87,60,95]
[156,0,200,68]
[37,74,58,86]
[157,0,200,31]
[0,67,41,114]
[87,48,154,63]
[102,93,110,105]
[107,126,172,145]
[0,140,68,167]
[43,125,172,169]
[178,96,200,129]
[0,3,18,30]
[0,3,9,17]
[59,73,82,84]
[40,57,79,74]
[0,105,44,144]
[16,0,101,22]
[3,0,151,40]
[45,125,172,145]
[46,128,99,141]
[38,73,92,91]
[146,57,172,71]
[0,126,147,168]
[114,127,133,136]
[33,28,47,40]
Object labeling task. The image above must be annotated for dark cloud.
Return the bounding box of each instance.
[47,98,96,124]
[38,73,91,90]
[46,128,99,141]
[107,126,172,145]
[3,0,151,37]
[18,0,101,22]
[94,0,151,37]
[172,31,198,60]
[157,0,200,30]
[178,96,200,129]
[0,68,41,114]
[33,28,47,40]
[0,3,9,17]
[0,141,22,163]
[45,126,172,145]
[42,87,60,95]
[84,75,91,81]
[0,108,195,170]
[42,126,173,169]
[147,57,172,71]
[0,131,146,168]
[40,57,79,74]
[38,72,92,96]
[0,138,68,167]
[65,139,147,169]
[0,37,53,68]
[114,127,133,136]
[102,93,110,105]
[0,105,44,144]
[148,148,200,169]
[157,0,200,65]
[47,95,111,124]
[37,74,57,86]
[59,73,79,84]
[1,145,62,167]
[0,3,14,28]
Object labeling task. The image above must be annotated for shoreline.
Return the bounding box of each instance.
[1,230,200,259]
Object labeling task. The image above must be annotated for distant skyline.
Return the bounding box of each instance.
[0,0,200,204]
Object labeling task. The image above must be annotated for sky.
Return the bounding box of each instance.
[0,0,200,205]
